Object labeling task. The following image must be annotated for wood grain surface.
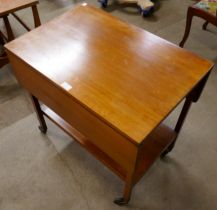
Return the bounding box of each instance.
[5,4,214,144]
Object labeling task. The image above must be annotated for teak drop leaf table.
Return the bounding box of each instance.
[5,4,214,205]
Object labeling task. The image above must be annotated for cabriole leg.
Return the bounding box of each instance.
[202,21,209,30]
[179,7,194,47]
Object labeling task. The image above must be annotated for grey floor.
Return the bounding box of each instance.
[0,0,217,209]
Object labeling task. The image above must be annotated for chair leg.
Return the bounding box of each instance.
[179,7,194,48]
[31,5,41,28]
[202,21,209,30]
[3,15,14,41]
[0,29,9,68]
[0,34,4,45]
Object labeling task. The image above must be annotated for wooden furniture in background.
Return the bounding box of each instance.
[0,34,8,68]
[5,4,214,205]
[179,0,217,47]
[0,0,41,68]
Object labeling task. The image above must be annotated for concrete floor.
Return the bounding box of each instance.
[0,0,217,209]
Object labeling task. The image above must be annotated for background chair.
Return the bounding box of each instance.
[0,36,8,68]
[0,0,41,68]
[179,0,217,47]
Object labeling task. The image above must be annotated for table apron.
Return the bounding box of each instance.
[7,52,138,173]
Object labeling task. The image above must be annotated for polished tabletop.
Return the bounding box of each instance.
[5,4,214,144]
[0,0,38,16]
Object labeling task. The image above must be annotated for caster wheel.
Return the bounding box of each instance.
[38,125,47,134]
[113,197,129,206]
[160,143,175,159]
[160,151,168,159]
[160,148,169,158]
[141,6,154,17]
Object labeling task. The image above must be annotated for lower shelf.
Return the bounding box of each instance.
[41,105,127,180]
[41,105,177,184]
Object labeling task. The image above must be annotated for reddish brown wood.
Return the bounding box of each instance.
[179,7,194,48]
[179,3,217,47]
[161,71,211,156]
[31,5,41,27]
[0,0,41,69]
[0,0,39,16]
[41,105,127,180]
[42,104,177,205]
[161,98,192,157]
[135,124,177,182]
[190,71,211,103]
[2,15,14,41]
[5,4,214,204]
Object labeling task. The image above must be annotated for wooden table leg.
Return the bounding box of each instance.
[161,71,211,157]
[114,173,134,205]
[3,15,15,41]
[179,7,194,48]
[32,5,41,28]
[161,97,192,157]
[30,95,47,133]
